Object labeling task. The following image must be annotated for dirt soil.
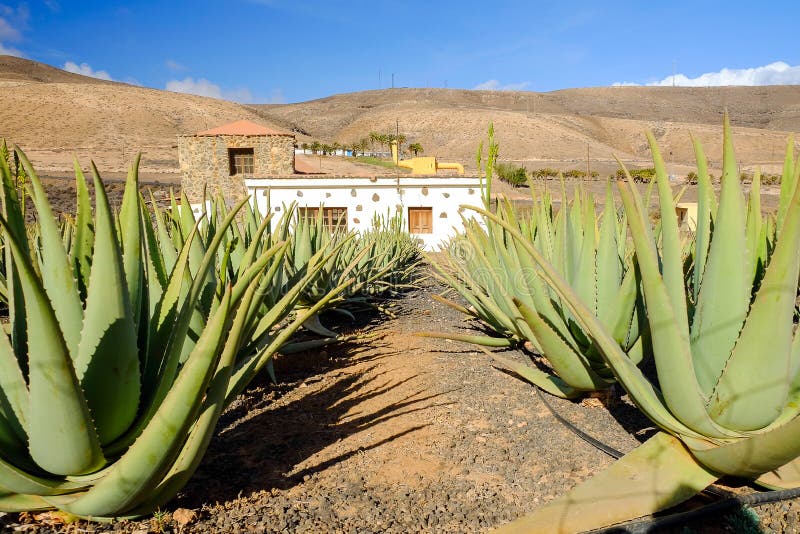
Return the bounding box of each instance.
[3,277,799,534]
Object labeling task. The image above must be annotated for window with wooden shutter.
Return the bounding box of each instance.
[408,207,433,234]
[228,148,255,175]
[298,207,348,232]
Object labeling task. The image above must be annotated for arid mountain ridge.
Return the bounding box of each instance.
[1,55,799,176]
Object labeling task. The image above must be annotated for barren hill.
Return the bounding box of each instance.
[0,56,287,176]
[0,56,798,178]
[252,86,800,175]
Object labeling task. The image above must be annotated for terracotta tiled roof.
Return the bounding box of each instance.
[196,119,294,137]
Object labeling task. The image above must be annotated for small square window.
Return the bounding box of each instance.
[298,207,348,232]
[408,207,433,234]
[229,148,255,175]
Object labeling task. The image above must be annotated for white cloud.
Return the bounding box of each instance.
[473,79,530,91]
[0,3,28,57]
[165,59,186,71]
[63,61,113,81]
[614,61,800,87]
[165,77,254,103]
[0,16,20,41]
[0,42,23,57]
[263,88,285,104]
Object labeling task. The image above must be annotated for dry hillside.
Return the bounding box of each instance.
[0,56,799,178]
[0,56,289,177]
[253,86,800,176]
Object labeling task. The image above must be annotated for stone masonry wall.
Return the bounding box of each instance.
[179,134,295,205]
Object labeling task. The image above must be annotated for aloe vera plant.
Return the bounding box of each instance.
[426,177,646,398]
[0,146,350,519]
[484,117,800,533]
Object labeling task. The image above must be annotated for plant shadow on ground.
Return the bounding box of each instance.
[171,301,453,510]
[430,315,660,446]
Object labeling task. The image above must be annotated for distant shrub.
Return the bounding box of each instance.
[531,168,560,179]
[615,167,656,183]
[494,162,528,186]
[740,171,781,185]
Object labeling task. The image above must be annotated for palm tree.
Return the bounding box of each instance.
[378,133,391,154]
[357,138,370,156]
[301,142,309,154]
[395,134,407,155]
[369,132,381,151]
[408,142,424,156]
[331,141,342,156]
[309,140,321,155]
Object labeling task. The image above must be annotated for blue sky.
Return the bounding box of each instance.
[2,0,799,103]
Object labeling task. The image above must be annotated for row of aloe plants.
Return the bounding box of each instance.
[430,117,800,532]
[0,146,420,520]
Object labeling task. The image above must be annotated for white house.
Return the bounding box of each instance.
[180,120,482,250]
[246,174,483,250]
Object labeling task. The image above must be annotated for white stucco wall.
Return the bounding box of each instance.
[242,175,484,250]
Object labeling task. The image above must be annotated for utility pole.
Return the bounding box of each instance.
[391,73,394,89]
[586,143,590,178]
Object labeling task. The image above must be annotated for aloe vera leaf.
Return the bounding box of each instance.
[494,432,719,534]
[415,332,513,347]
[744,170,763,282]
[469,205,703,439]
[227,277,354,405]
[124,277,261,516]
[0,493,55,512]
[647,133,689,330]
[119,155,144,332]
[596,184,623,326]
[476,346,578,399]
[0,329,27,440]
[70,159,94,300]
[685,409,800,479]
[691,135,713,302]
[0,217,104,475]
[706,161,800,431]
[508,233,574,345]
[516,300,610,391]
[0,454,86,496]
[690,116,751,397]
[131,199,248,434]
[606,266,639,348]
[617,182,737,438]
[15,148,84,360]
[141,194,166,316]
[776,136,796,235]
[52,288,233,518]
[178,190,205,276]
[301,312,337,338]
[70,166,140,446]
[0,152,27,374]
[151,199,177,275]
[572,193,598,312]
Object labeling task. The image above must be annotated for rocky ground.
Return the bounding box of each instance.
[1,277,800,533]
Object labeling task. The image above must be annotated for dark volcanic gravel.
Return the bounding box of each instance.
[2,277,800,533]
